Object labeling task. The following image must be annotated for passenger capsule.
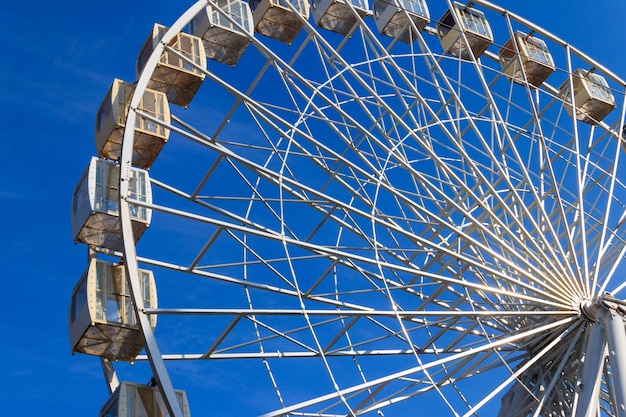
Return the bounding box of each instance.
[99,381,190,417]
[559,69,616,125]
[71,157,151,251]
[312,0,369,36]
[95,78,170,169]
[499,31,555,88]
[249,0,310,44]
[373,0,429,43]
[69,259,157,361]
[137,24,206,107]
[190,0,253,66]
[437,2,493,59]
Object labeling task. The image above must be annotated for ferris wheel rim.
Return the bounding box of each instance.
[106,1,626,416]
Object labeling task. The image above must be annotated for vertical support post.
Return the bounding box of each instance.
[602,304,626,416]
[572,322,605,417]
[101,357,120,395]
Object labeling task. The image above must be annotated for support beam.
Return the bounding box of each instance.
[573,322,605,417]
[602,304,626,416]
[100,358,120,395]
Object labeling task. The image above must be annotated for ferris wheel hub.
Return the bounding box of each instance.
[579,294,626,323]
[580,299,600,323]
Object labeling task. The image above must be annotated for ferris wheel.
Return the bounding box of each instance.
[69,0,626,416]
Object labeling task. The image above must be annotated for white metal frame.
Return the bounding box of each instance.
[73,0,626,416]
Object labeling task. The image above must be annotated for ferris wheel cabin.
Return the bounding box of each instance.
[69,259,157,361]
[99,381,190,417]
[190,0,253,66]
[373,0,429,43]
[499,31,555,88]
[137,24,206,108]
[249,0,310,44]
[559,69,616,125]
[95,79,171,169]
[71,157,152,251]
[312,0,369,36]
[437,2,492,60]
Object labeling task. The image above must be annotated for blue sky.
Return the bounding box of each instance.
[1,0,626,416]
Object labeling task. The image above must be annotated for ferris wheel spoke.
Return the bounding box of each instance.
[591,106,626,294]
[602,238,626,296]
[454,55,580,276]
[141,79,580,312]
[404,47,579,293]
[134,197,575,312]
[466,78,581,287]
[256,316,576,416]
[142,305,573,355]
[147,112,576,307]
[462,321,583,417]
[467,60,588,297]
[172,39,564,304]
